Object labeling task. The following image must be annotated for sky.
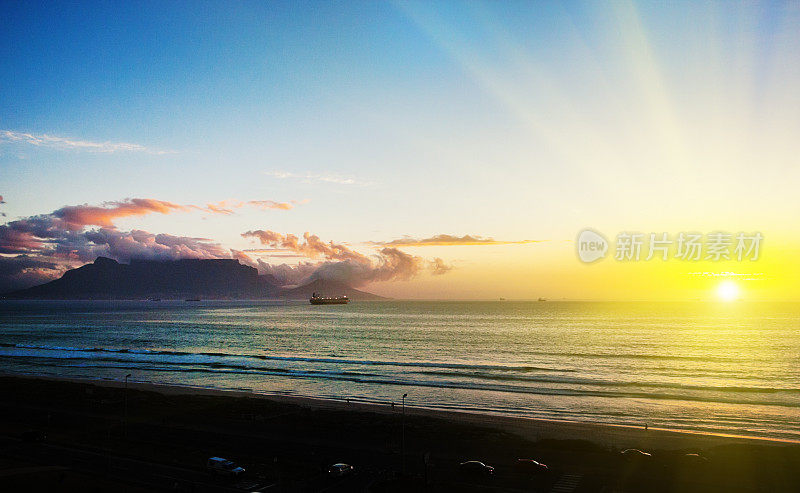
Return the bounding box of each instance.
[1,1,799,300]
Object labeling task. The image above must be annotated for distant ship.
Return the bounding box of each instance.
[538,297,547,302]
[309,292,350,305]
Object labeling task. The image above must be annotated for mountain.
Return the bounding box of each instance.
[279,278,387,301]
[3,257,280,300]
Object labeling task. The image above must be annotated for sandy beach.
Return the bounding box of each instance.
[69,373,800,451]
[1,373,799,492]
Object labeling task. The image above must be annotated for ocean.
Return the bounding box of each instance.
[0,300,798,441]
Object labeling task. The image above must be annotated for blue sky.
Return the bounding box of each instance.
[2,1,799,299]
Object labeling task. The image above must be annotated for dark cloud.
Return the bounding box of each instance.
[0,255,63,293]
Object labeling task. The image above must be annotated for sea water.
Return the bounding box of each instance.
[0,300,798,440]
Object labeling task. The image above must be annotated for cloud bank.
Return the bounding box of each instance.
[241,230,451,287]
[0,205,230,292]
[0,199,453,293]
[0,196,297,292]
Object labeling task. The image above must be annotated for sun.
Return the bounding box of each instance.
[716,281,740,302]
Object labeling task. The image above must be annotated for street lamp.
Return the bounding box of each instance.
[124,373,132,435]
[401,393,408,474]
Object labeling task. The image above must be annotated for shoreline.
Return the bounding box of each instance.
[7,371,798,450]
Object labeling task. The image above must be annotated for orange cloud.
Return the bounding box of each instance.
[205,200,296,214]
[378,234,544,247]
[54,199,192,229]
[429,257,453,275]
[242,230,366,262]
[49,197,300,230]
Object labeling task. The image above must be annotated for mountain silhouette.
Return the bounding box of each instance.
[4,257,277,299]
[3,257,386,301]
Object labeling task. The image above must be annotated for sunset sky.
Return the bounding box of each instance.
[2,1,799,300]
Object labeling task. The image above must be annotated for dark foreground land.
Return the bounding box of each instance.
[1,375,799,492]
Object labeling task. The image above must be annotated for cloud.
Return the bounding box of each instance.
[265,170,374,186]
[241,230,451,286]
[18,197,299,231]
[377,234,543,247]
[53,199,193,229]
[0,208,229,262]
[205,200,297,214]
[253,260,321,286]
[0,199,458,293]
[0,255,65,293]
[81,229,230,263]
[242,230,366,262]
[429,257,454,275]
[0,255,59,277]
[0,130,174,155]
[0,213,231,292]
[242,248,308,258]
[0,194,304,292]
[0,198,255,292]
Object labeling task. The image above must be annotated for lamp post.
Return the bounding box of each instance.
[401,393,408,475]
[124,373,132,435]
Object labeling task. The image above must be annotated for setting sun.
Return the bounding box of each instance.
[717,281,740,302]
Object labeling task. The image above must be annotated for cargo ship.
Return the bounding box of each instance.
[309,292,350,305]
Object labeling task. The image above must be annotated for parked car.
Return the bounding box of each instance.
[514,458,549,474]
[681,453,709,464]
[206,457,245,476]
[327,463,354,477]
[20,430,46,442]
[458,460,495,477]
[621,448,652,460]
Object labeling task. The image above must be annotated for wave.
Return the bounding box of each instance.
[2,343,799,403]
[0,342,751,368]
[31,360,800,408]
[0,342,568,373]
[419,369,800,394]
